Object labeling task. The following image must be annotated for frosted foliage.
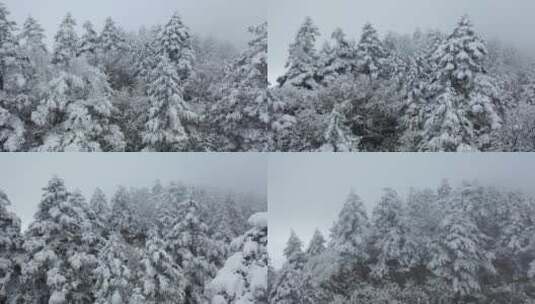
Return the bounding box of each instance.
[20,16,46,51]
[32,58,125,152]
[355,23,388,79]
[330,191,369,258]
[157,12,195,81]
[0,105,25,151]
[0,189,21,301]
[78,21,99,58]
[319,28,357,84]
[142,54,196,151]
[279,17,320,89]
[208,213,268,304]
[283,231,303,262]
[52,13,78,66]
[139,230,185,303]
[320,103,359,152]
[22,177,101,304]
[306,230,326,256]
[211,22,268,151]
[429,188,495,297]
[99,18,126,53]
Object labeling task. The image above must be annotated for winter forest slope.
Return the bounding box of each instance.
[269,181,535,303]
[0,177,267,304]
[271,15,535,152]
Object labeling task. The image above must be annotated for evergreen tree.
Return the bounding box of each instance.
[52,13,79,66]
[78,21,99,62]
[211,22,268,151]
[93,234,134,304]
[319,102,359,152]
[0,189,22,303]
[355,23,389,79]
[330,190,370,259]
[90,187,110,227]
[318,28,357,84]
[306,229,326,256]
[156,12,195,81]
[208,212,268,304]
[165,199,217,304]
[22,177,101,304]
[370,188,415,279]
[139,229,186,304]
[428,186,496,300]
[422,15,501,151]
[142,54,197,151]
[278,17,320,89]
[99,17,126,54]
[19,15,46,52]
[0,3,21,92]
[284,230,305,264]
[0,100,25,151]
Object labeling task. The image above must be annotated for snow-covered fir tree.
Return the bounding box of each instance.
[78,21,99,63]
[211,22,268,151]
[0,189,22,303]
[19,16,46,52]
[330,190,370,259]
[278,17,320,89]
[52,13,79,66]
[156,12,195,81]
[318,28,357,84]
[306,229,326,256]
[99,17,126,54]
[355,23,389,79]
[208,212,268,304]
[142,54,197,151]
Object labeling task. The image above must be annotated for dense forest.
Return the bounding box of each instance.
[0,177,267,303]
[269,181,535,303]
[0,2,268,152]
[270,15,535,152]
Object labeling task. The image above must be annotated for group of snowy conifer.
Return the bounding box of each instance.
[269,181,535,303]
[0,2,268,152]
[0,177,267,304]
[271,15,535,152]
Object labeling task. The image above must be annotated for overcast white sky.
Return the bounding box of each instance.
[3,0,266,49]
[269,0,535,83]
[268,153,535,268]
[0,153,267,230]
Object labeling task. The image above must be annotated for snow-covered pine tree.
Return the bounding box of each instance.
[306,229,326,256]
[93,234,135,304]
[142,54,197,151]
[22,177,101,304]
[355,23,389,80]
[31,57,126,152]
[421,15,501,151]
[269,231,308,304]
[109,186,143,243]
[0,3,24,92]
[19,16,46,52]
[211,22,268,151]
[165,198,217,304]
[370,188,415,279]
[90,187,110,229]
[318,28,357,84]
[428,185,496,301]
[0,98,25,151]
[278,16,320,89]
[139,228,186,304]
[330,190,370,259]
[78,21,99,64]
[0,189,22,303]
[156,12,195,81]
[319,102,359,152]
[208,212,268,304]
[99,17,126,54]
[52,13,79,66]
[284,230,305,265]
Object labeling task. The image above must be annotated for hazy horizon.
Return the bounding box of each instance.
[0,153,267,230]
[3,0,266,50]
